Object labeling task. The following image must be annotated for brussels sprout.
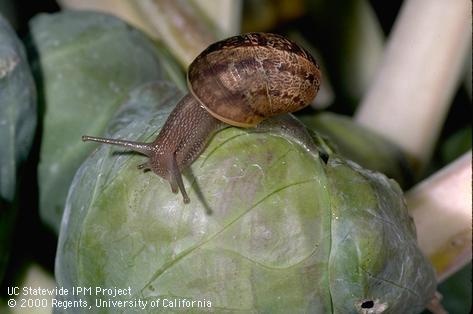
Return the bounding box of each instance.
[301,113,414,188]
[29,10,184,232]
[0,14,37,281]
[56,82,436,313]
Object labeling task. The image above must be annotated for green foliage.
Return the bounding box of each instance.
[441,127,472,164]
[56,82,436,313]
[438,263,472,313]
[0,13,37,282]
[302,112,414,188]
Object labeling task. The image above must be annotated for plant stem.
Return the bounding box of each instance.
[133,0,221,67]
[193,0,241,37]
[407,151,472,282]
[355,0,471,174]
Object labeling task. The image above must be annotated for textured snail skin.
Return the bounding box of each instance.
[82,95,222,203]
[82,33,321,203]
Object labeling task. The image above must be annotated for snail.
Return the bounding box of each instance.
[82,32,321,203]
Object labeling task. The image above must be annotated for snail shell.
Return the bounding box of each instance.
[189,32,321,127]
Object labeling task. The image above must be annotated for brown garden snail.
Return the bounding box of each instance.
[82,32,321,203]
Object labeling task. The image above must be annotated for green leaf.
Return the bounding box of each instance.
[29,10,184,232]
[56,83,436,313]
[0,13,37,282]
[441,127,472,165]
[301,112,414,188]
[437,263,472,313]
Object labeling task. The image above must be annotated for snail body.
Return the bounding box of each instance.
[82,32,321,203]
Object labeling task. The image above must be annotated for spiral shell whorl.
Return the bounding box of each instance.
[188,32,321,127]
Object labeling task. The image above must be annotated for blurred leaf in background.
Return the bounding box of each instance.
[438,263,472,313]
[441,127,472,165]
[242,0,305,32]
[0,1,16,28]
[0,13,37,283]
